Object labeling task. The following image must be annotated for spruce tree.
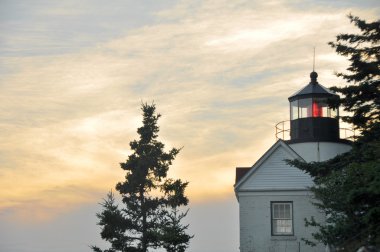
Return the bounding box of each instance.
[328,15,380,140]
[92,103,192,252]
[160,179,193,252]
[288,15,380,251]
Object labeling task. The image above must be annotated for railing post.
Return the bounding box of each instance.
[275,124,277,140]
[274,120,291,141]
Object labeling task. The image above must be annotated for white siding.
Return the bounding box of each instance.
[238,191,326,252]
[289,142,351,162]
[240,145,313,191]
[235,140,351,251]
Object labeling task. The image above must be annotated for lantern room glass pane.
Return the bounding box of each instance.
[290,101,298,120]
[313,98,338,118]
[290,98,339,120]
[312,98,327,117]
[330,107,338,118]
[298,98,312,118]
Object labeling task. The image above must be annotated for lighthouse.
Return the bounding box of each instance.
[287,71,351,162]
[234,72,352,252]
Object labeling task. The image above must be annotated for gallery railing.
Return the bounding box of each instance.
[275,120,356,141]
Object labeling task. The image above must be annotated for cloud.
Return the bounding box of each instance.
[0,0,379,223]
[0,0,177,57]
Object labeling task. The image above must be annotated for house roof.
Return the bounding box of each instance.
[235,167,251,184]
[234,139,305,191]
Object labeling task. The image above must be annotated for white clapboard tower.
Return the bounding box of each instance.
[234,72,352,252]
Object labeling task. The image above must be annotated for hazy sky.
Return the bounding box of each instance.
[0,1,379,251]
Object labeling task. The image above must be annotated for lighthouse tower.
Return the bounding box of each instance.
[287,71,351,162]
[234,72,352,252]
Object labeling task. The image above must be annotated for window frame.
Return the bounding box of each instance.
[290,97,339,120]
[270,201,294,236]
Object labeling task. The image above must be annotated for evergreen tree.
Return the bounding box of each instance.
[328,15,380,140]
[160,179,193,252]
[92,103,192,252]
[160,209,191,252]
[288,15,380,251]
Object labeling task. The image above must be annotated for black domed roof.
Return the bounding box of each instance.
[288,71,338,102]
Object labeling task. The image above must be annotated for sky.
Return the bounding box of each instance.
[0,0,379,251]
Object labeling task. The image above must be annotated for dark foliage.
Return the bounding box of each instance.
[288,15,380,251]
[328,15,380,141]
[92,103,192,252]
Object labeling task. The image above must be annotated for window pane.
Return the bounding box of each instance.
[273,220,292,235]
[313,98,339,118]
[330,107,338,118]
[280,204,284,218]
[290,101,298,120]
[298,98,312,118]
[273,204,279,218]
[284,204,290,218]
[313,98,328,117]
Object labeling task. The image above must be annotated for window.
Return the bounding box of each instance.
[312,98,338,118]
[312,99,325,117]
[298,98,312,118]
[290,100,298,120]
[271,202,293,235]
[290,98,339,120]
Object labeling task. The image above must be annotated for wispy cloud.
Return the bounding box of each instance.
[0,0,378,223]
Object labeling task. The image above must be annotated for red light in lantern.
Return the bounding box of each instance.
[313,101,322,117]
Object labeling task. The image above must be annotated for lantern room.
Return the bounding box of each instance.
[288,71,340,143]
